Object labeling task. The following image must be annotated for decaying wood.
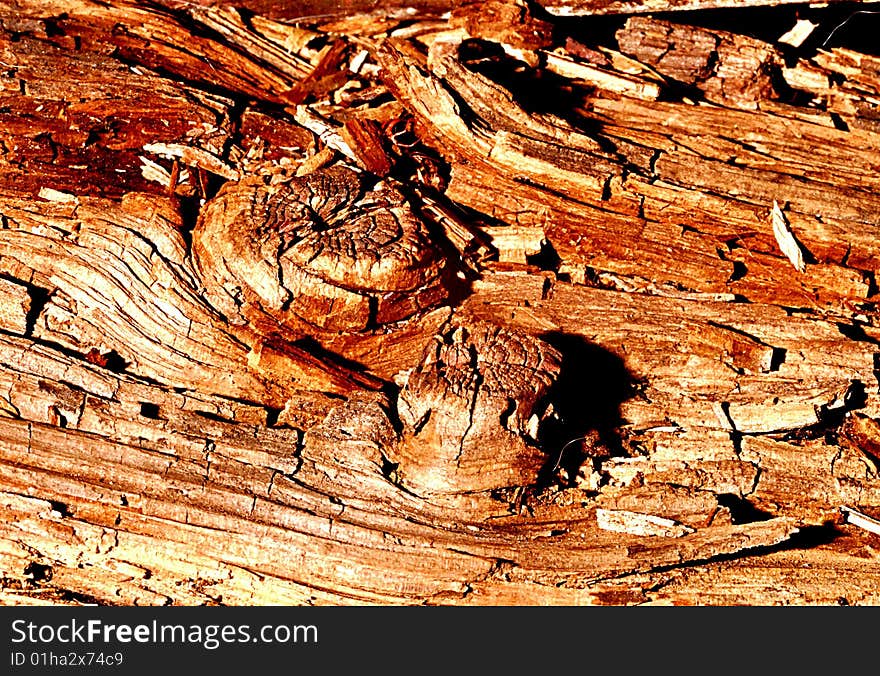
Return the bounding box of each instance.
[2,0,880,605]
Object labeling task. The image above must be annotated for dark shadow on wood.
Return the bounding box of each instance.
[537,332,638,485]
[716,493,775,523]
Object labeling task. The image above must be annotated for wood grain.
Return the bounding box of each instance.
[1,0,879,605]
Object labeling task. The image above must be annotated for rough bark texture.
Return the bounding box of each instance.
[2,0,880,605]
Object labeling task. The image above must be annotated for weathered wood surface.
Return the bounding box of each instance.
[541,0,880,16]
[2,1,880,605]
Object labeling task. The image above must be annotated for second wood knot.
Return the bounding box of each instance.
[391,322,562,496]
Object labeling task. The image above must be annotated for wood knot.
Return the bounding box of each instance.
[391,322,561,496]
[192,165,456,339]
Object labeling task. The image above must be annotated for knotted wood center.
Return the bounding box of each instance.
[192,165,451,338]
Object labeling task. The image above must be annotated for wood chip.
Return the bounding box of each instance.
[544,51,661,100]
[37,187,78,203]
[142,142,238,180]
[0,277,31,334]
[841,506,880,536]
[778,19,818,48]
[139,156,190,189]
[596,508,695,537]
[292,106,359,163]
[770,200,806,273]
